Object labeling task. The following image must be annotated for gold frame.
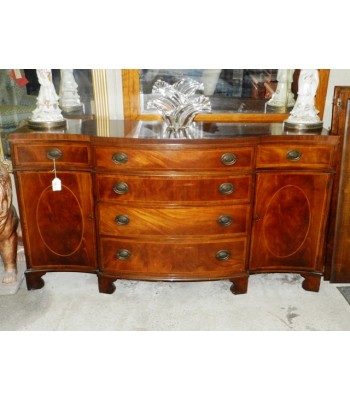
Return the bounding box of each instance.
[0,69,109,171]
[122,69,330,122]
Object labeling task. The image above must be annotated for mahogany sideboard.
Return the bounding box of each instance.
[8,119,340,294]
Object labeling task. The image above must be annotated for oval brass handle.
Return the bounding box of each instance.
[116,249,131,260]
[115,214,130,225]
[286,149,302,161]
[46,148,63,160]
[112,152,128,164]
[215,250,231,261]
[221,153,237,166]
[217,215,233,226]
[113,182,129,195]
[219,183,234,195]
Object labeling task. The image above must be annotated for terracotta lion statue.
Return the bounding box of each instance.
[0,163,19,284]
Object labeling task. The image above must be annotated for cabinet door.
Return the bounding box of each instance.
[16,171,97,271]
[250,172,332,273]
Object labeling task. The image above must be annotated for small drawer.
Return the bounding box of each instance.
[96,174,253,203]
[256,144,335,169]
[94,146,254,171]
[98,204,250,236]
[11,143,91,168]
[99,237,247,277]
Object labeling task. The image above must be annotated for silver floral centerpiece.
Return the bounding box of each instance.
[146,78,211,138]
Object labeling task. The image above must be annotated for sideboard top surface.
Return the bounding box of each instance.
[9,119,338,147]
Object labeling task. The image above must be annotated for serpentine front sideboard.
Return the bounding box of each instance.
[8,119,340,295]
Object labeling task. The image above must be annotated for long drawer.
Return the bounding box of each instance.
[94,146,254,171]
[99,237,247,276]
[98,203,250,236]
[96,174,253,203]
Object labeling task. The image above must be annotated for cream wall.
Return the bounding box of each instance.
[323,69,350,130]
[107,69,350,130]
[106,69,124,119]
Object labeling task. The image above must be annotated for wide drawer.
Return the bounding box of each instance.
[94,146,254,171]
[11,142,91,168]
[99,237,247,277]
[256,144,335,169]
[96,174,253,203]
[98,204,250,236]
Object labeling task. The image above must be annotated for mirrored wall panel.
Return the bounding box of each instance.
[139,69,299,115]
[0,69,95,134]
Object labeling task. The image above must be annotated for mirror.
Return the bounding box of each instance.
[0,69,108,163]
[0,69,108,127]
[25,69,95,116]
[141,69,286,113]
[122,69,329,123]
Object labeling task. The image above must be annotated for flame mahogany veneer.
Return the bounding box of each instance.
[9,120,340,295]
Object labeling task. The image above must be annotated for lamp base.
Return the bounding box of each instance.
[266,104,294,113]
[61,104,84,113]
[27,119,67,130]
[283,121,323,131]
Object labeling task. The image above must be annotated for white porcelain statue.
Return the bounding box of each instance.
[59,69,83,111]
[267,69,295,109]
[285,69,322,127]
[202,69,221,96]
[30,69,65,124]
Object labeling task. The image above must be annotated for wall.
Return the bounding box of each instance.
[107,69,350,130]
[106,69,124,120]
[323,69,350,130]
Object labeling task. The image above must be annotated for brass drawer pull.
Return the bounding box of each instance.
[115,215,130,225]
[113,182,129,195]
[112,152,128,164]
[286,149,302,161]
[221,153,237,166]
[219,182,234,195]
[116,249,131,260]
[46,148,63,160]
[217,215,233,226]
[216,250,231,261]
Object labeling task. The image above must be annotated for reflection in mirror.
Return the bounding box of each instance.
[139,69,298,115]
[0,69,96,160]
[0,69,36,135]
[0,69,95,132]
[59,70,84,113]
[27,69,95,116]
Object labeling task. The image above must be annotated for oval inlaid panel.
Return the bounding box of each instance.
[263,185,310,258]
[36,185,84,256]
